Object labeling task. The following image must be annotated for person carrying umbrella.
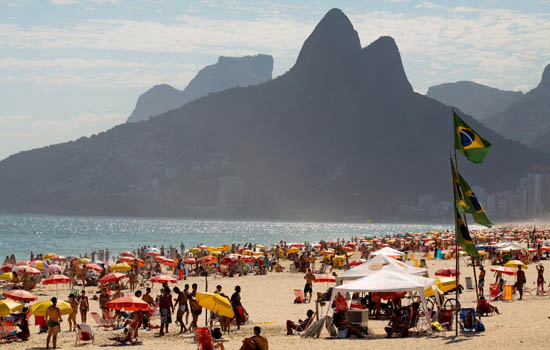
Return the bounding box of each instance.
[46,297,62,349]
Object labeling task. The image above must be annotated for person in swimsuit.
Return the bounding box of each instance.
[231,286,247,330]
[240,326,268,350]
[46,297,62,349]
[183,284,191,325]
[173,286,188,334]
[15,311,30,341]
[99,288,110,320]
[304,269,316,303]
[516,266,526,300]
[68,293,78,332]
[78,290,89,323]
[537,264,545,294]
[158,286,173,336]
[478,265,485,297]
[141,287,154,329]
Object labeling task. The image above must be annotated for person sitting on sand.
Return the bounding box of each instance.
[46,297,62,349]
[476,296,499,316]
[384,309,407,338]
[333,309,364,338]
[286,309,314,335]
[240,326,268,350]
[15,310,30,341]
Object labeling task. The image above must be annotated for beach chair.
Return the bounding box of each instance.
[91,312,114,329]
[0,320,16,342]
[459,308,477,332]
[437,309,454,331]
[296,312,317,336]
[503,285,514,301]
[195,327,214,350]
[75,323,94,345]
[294,289,305,303]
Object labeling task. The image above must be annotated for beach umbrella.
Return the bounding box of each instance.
[43,274,71,285]
[159,258,177,267]
[16,261,29,266]
[13,266,41,275]
[144,248,161,256]
[119,257,145,267]
[220,255,239,265]
[183,258,197,265]
[85,263,104,273]
[99,272,126,284]
[0,299,23,317]
[109,263,132,272]
[46,264,62,273]
[0,272,17,281]
[255,244,266,249]
[30,300,72,316]
[321,250,335,256]
[188,248,202,254]
[150,274,177,284]
[51,255,66,262]
[504,260,528,269]
[78,258,91,264]
[106,296,150,311]
[198,256,217,265]
[490,266,516,276]
[425,277,458,297]
[119,251,135,257]
[1,264,14,272]
[195,292,234,318]
[241,255,256,263]
[30,260,49,270]
[287,248,300,254]
[2,290,37,302]
[349,259,366,267]
[315,274,336,283]
[241,249,254,255]
[435,268,459,277]
[43,253,56,260]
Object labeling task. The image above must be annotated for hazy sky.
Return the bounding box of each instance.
[1,0,549,160]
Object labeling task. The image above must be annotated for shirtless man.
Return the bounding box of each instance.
[304,269,316,303]
[46,297,62,349]
[173,286,188,333]
[240,326,268,350]
[517,266,526,300]
[158,286,173,336]
[478,265,485,297]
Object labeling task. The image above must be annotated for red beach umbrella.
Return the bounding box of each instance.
[16,261,29,266]
[13,266,41,275]
[315,274,336,283]
[159,258,177,267]
[2,289,37,302]
[150,274,177,284]
[490,266,516,276]
[1,264,14,272]
[99,272,126,284]
[198,256,217,265]
[241,256,257,263]
[43,274,71,285]
[183,258,197,265]
[85,263,104,273]
[51,255,67,262]
[119,251,135,257]
[107,296,150,311]
[220,255,239,265]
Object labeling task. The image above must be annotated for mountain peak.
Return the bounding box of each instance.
[359,36,413,95]
[539,64,550,89]
[294,8,361,73]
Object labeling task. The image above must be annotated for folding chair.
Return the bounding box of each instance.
[91,312,114,329]
[195,327,214,350]
[459,308,477,332]
[0,320,16,342]
[294,289,305,303]
[437,309,454,331]
[296,312,317,336]
[75,323,94,345]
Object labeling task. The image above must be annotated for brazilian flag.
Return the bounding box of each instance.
[450,157,469,213]
[454,110,491,164]
[457,173,493,228]
[455,208,480,258]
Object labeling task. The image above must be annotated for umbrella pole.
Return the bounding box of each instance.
[205,273,208,327]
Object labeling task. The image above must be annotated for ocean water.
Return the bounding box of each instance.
[0,214,451,260]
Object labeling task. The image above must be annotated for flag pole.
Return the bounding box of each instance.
[452,108,460,336]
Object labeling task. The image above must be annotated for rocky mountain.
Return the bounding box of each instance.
[0,9,546,220]
[483,65,550,152]
[126,54,274,123]
[426,81,523,121]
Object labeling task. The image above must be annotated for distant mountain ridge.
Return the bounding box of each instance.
[126,54,274,123]
[426,81,524,121]
[0,9,546,220]
[483,64,550,152]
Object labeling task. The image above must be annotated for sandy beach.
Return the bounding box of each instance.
[2,250,550,350]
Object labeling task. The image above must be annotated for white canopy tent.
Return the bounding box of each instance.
[336,255,427,283]
[369,246,405,258]
[327,269,435,326]
[496,242,526,252]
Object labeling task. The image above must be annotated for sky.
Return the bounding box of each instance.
[1,0,549,160]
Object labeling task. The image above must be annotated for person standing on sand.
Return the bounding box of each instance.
[158,286,173,336]
[304,269,316,303]
[46,297,62,349]
[173,286,188,334]
[78,290,89,323]
[536,264,545,294]
[68,293,78,331]
[516,266,526,300]
[478,265,485,297]
[231,286,246,330]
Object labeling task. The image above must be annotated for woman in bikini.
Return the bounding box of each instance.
[68,293,78,332]
[78,290,89,323]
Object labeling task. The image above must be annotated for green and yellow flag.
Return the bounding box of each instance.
[454,110,491,164]
[458,173,493,227]
[450,157,468,213]
[455,208,480,258]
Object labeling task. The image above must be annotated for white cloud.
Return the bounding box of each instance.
[415,2,444,9]
[452,6,481,13]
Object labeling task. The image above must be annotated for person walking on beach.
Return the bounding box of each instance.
[231,285,247,330]
[516,266,526,300]
[173,286,188,334]
[536,264,545,295]
[68,293,78,331]
[478,265,485,297]
[304,269,316,303]
[158,286,173,336]
[78,290,89,323]
[46,297,61,349]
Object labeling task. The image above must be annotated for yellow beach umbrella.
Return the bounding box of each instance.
[195,292,234,318]
[211,250,223,256]
[287,248,300,254]
[30,300,73,316]
[254,244,266,249]
[241,249,254,256]
[78,258,91,264]
[504,260,527,269]
[0,272,17,281]
[109,263,132,272]
[425,277,457,297]
[43,253,56,260]
[0,299,23,317]
[188,248,201,254]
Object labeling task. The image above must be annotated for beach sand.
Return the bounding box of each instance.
[3,254,550,349]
